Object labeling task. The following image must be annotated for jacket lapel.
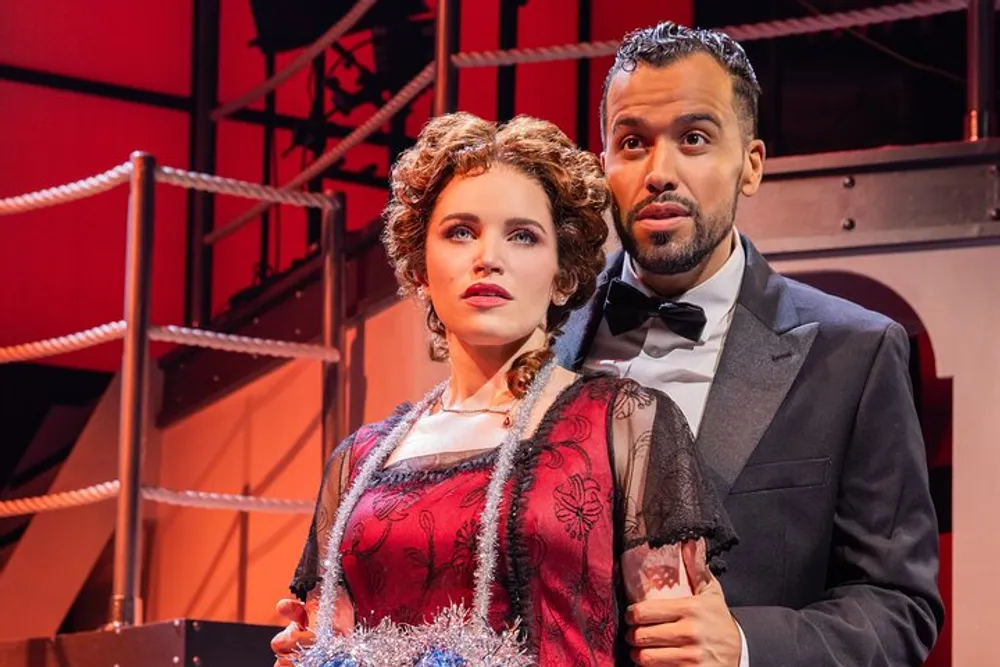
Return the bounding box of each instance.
[696,237,818,498]
[556,250,624,371]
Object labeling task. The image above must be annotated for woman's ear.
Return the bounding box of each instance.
[552,271,577,307]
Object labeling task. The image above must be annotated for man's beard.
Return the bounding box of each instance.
[612,188,738,276]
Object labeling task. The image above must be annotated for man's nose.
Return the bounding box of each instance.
[644,142,679,195]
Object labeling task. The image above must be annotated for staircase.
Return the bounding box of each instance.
[0,364,112,570]
[0,362,125,640]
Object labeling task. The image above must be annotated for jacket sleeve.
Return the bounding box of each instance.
[732,322,945,666]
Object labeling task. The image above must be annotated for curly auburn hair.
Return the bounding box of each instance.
[382,111,610,397]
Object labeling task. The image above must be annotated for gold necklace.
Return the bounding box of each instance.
[435,396,518,428]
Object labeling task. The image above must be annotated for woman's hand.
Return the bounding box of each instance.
[270,590,356,667]
[270,599,314,667]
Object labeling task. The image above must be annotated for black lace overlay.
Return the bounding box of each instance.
[604,377,739,573]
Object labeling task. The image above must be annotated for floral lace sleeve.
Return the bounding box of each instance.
[289,431,357,602]
[607,380,738,600]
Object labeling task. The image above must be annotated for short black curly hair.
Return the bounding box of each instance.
[600,22,762,142]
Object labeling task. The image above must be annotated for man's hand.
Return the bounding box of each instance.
[626,540,742,667]
[270,599,315,667]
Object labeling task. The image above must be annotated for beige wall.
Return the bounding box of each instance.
[147,298,445,627]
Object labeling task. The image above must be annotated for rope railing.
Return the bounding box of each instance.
[0,163,132,216]
[0,321,127,364]
[210,0,378,121]
[148,325,341,363]
[0,481,121,518]
[0,321,339,365]
[450,0,995,69]
[143,486,313,514]
[205,62,436,245]
[0,163,336,219]
[155,166,334,209]
[0,480,312,518]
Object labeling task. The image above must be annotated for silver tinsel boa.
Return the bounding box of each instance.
[294,604,534,667]
[295,360,558,667]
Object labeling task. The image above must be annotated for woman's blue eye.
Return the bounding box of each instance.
[511,229,538,245]
[446,225,473,240]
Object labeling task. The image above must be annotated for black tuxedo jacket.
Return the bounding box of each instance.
[554,235,944,666]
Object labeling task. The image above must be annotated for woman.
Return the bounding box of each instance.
[275,112,735,666]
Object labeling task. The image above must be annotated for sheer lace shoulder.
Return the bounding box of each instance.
[289,403,413,600]
[604,379,738,571]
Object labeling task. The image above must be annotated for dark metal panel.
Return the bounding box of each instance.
[738,139,1000,257]
[0,619,277,667]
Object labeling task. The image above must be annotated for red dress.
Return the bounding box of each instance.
[292,375,734,666]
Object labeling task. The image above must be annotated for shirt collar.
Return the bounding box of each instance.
[620,229,745,341]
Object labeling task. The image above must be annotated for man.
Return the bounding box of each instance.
[554,21,944,667]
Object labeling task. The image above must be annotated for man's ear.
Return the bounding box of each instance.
[740,139,766,197]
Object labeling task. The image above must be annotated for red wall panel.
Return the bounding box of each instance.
[589,0,694,151]
[516,1,580,137]
[0,82,189,370]
[0,0,191,96]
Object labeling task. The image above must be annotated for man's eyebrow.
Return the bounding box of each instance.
[610,112,723,136]
[610,115,649,135]
[675,112,723,129]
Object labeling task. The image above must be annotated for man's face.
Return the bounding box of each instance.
[601,53,764,281]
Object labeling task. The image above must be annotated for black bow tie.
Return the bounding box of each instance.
[603,278,707,341]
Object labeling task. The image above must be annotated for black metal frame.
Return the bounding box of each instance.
[574,0,592,150]
[185,0,219,329]
[966,0,997,140]
[497,0,521,122]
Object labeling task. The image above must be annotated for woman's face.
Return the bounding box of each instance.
[424,164,561,351]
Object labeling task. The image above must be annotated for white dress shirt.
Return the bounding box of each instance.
[584,231,751,666]
[585,231,745,436]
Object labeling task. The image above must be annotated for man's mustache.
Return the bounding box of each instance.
[626,192,698,224]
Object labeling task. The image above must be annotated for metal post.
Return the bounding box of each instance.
[259,52,277,284]
[185,0,219,328]
[307,54,327,252]
[433,0,461,115]
[965,0,996,140]
[321,193,348,461]
[497,0,521,122]
[110,151,156,628]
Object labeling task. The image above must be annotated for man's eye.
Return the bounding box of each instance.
[621,136,643,151]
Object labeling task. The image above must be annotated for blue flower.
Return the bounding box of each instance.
[413,648,467,667]
[320,654,358,667]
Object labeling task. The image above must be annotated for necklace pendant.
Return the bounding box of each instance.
[502,414,512,428]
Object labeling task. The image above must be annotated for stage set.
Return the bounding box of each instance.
[0,0,997,665]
